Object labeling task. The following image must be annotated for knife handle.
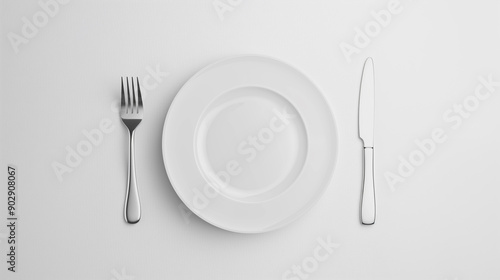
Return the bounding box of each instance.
[361,147,376,225]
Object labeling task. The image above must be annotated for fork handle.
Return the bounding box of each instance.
[361,147,375,225]
[125,130,141,224]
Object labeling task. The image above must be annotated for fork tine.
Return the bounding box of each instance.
[121,77,125,110]
[132,77,137,114]
[136,77,143,109]
[126,77,131,113]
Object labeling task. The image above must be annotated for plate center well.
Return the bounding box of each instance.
[194,86,308,203]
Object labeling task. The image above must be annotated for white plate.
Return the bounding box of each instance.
[162,55,338,233]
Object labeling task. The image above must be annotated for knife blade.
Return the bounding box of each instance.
[358,57,376,225]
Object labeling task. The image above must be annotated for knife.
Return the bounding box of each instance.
[358,57,376,225]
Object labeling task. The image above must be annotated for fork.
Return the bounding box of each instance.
[120,77,143,224]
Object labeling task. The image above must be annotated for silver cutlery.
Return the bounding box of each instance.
[358,58,376,225]
[120,77,143,224]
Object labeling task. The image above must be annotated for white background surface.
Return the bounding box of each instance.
[1,0,500,279]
